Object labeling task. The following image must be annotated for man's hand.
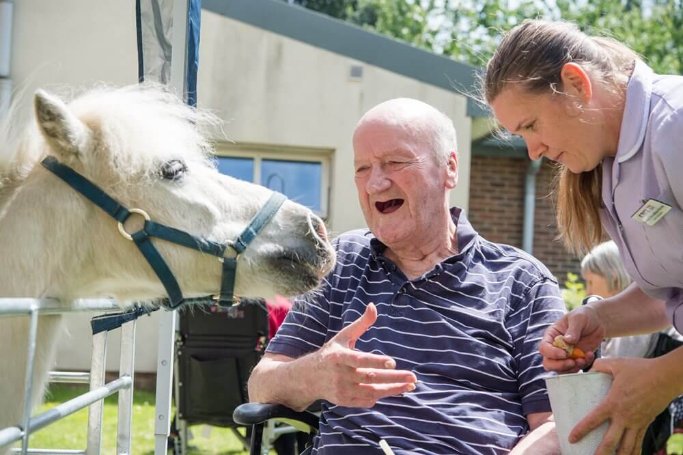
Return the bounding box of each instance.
[311,302,417,408]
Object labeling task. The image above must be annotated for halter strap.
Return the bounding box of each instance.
[41,156,286,309]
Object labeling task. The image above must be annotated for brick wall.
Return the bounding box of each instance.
[467,155,581,284]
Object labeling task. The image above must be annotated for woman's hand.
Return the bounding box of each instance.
[539,304,605,373]
[569,356,676,454]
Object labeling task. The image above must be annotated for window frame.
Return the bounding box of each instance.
[214,142,333,219]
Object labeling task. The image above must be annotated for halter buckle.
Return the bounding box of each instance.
[117,208,151,241]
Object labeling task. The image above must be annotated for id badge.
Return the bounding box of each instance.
[631,199,672,226]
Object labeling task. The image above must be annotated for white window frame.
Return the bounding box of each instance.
[214,142,333,219]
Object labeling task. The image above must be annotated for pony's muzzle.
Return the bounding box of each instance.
[307,212,329,244]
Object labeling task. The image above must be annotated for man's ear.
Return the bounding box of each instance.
[445,151,458,189]
[560,62,593,105]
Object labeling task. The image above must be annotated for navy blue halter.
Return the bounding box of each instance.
[41,156,286,309]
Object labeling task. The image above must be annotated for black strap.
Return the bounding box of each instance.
[233,193,286,253]
[41,156,130,223]
[91,305,158,335]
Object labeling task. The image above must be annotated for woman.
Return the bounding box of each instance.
[483,19,683,455]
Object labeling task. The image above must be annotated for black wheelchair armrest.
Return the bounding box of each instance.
[233,402,321,455]
[233,402,320,429]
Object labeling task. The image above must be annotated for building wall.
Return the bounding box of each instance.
[468,156,581,284]
[198,11,472,234]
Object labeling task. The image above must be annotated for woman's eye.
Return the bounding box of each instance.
[523,122,536,131]
[159,160,187,181]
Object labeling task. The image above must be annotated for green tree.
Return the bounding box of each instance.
[287,0,357,20]
[285,0,683,75]
[556,0,683,74]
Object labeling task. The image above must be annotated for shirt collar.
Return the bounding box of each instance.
[616,60,654,163]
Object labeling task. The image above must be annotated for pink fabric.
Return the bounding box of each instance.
[266,295,293,339]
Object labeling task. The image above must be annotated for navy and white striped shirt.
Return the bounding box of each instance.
[267,209,565,454]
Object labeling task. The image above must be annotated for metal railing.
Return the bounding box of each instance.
[0,298,142,455]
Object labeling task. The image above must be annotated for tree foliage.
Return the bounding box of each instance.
[286,0,683,74]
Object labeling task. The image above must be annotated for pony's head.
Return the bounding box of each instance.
[0,84,335,304]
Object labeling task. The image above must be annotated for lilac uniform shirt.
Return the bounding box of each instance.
[266,209,565,454]
[601,61,683,331]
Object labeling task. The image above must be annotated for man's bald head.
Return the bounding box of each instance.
[353,98,457,165]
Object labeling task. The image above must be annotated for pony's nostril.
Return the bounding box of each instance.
[307,213,329,244]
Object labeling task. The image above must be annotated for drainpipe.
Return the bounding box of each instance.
[0,0,13,118]
[522,158,542,254]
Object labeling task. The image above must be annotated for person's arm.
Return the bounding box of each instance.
[539,283,668,373]
[248,303,417,411]
[590,283,669,338]
[509,412,560,455]
[507,274,564,455]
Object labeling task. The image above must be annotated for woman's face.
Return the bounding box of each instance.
[582,271,615,298]
[490,85,611,173]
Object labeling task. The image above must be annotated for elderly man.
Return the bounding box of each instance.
[248,98,564,454]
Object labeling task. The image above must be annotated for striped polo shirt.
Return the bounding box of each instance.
[267,208,565,454]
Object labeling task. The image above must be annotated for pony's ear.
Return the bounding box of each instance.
[34,90,93,158]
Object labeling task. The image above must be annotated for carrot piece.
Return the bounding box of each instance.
[553,335,586,359]
[569,347,585,359]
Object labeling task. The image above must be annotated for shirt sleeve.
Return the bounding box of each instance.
[265,282,333,358]
[265,236,348,358]
[508,276,566,415]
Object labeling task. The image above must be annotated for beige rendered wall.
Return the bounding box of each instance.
[199,11,472,234]
[10,3,473,372]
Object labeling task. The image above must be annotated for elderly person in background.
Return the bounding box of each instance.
[247,98,566,454]
[581,241,657,359]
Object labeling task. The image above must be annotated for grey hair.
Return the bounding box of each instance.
[581,240,632,294]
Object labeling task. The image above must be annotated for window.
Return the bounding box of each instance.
[214,144,331,218]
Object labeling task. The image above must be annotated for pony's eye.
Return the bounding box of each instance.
[159,160,187,181]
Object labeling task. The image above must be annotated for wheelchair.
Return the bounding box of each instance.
[234,401,320,455]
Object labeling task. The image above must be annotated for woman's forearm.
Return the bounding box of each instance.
[591,283,669,337]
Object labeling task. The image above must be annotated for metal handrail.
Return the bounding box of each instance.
[48,372,91,384]
[0,298,139,454]
[0,377,133,448]
[0,298,119,316]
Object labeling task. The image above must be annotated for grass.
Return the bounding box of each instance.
[23,383,251,454]
[669,433,683,455]
[20,384,683,454]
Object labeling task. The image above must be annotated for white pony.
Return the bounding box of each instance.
[0,84,335,445]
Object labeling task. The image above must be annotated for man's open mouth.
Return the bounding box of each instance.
[375,199,404,214]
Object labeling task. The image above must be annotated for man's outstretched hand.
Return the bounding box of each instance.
[312,302,417,408]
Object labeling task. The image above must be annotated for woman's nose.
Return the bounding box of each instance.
[526,138,547,161]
